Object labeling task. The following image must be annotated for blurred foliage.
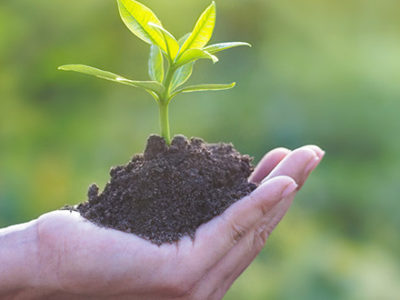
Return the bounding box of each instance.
[1,0,399,298]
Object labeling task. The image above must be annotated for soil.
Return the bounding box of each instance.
[75,135,257,245]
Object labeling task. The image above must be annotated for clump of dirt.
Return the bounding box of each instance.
[77,135,257,245]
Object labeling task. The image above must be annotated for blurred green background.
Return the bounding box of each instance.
[1,0,399,298]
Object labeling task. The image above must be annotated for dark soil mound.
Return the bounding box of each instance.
[77,135,257,245]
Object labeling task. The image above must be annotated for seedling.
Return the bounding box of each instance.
[59,0,250,144]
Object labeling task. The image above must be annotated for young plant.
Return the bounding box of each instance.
[59,0,250,144]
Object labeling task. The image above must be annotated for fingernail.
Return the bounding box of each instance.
[313,148,325,159]
[308,146,325,159]
[281,181,298,198]
[318,149,326,159]
[304,156,320,175]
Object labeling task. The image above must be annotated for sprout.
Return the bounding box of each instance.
[59,0,251,144]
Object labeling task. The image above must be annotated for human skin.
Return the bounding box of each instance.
[0,145,324,300]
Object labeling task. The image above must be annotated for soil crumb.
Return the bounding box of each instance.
[77,135,256,245]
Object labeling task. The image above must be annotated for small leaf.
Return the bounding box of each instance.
[171,82,235,98]
[117,0,166,51]
[175,49,218,67]
[170,62,194,92]
[148,22,179,60]
[58,64,164,95]
[179,2,216,54]
[148,45,164,82]
[203,42,251,54]
[178,33,191,47]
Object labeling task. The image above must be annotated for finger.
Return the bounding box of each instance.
[263,146,324,188]
[256,194,295,243]
[216,194,296,297]
[213,193,296,295]
[249,148,291,184]
[192,192,297,300]
[197,146,325,297]
[191,176,297,272]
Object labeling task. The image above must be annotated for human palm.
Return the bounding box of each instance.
[28,145,323,300]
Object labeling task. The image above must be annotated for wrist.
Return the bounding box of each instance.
[0,219,40,295]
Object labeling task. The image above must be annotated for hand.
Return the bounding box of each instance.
[0,145,324,300]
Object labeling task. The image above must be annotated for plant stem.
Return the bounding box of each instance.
[158,63,176,145]
[163,65,176,99]
[158,102,170,144]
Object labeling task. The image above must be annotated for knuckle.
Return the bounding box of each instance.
[253,224,268,250]
[254,191,273,216]
[249,188,274,216]
[259,201,271,216]
[230,222,247,244]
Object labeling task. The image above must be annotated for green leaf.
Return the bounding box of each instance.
[117,0,166,51]
[178,33,191,47]
[148,22,179,60]
[148,45,164,82]
[171,82,235,98]
[175,49,218,67]
[179,1,216,54]
[203,42,251,54]
[170,62,194,92]
[58,64,164,95]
